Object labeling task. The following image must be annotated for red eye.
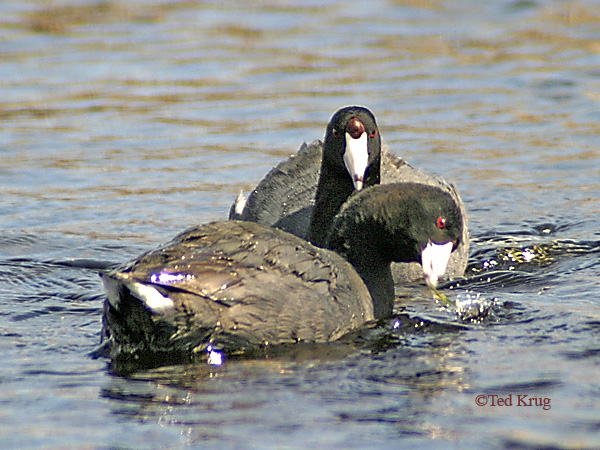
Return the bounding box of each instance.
[333,129,341,138]
[370,129,377,138]
[437,217,446,229]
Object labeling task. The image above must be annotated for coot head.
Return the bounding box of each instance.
[309,106,382,246]
[323,106,381,191]
[326,182,463,317]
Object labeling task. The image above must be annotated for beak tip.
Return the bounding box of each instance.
[424,273,439,289]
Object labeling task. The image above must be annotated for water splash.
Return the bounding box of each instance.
[429,286,496,322]
[454,292,497,322]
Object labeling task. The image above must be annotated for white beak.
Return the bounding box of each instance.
[343,132,368,191]
[421,241,454,288]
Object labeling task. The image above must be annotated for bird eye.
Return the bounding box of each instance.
[370,129,377,138]
[333,129,341,138]
[437,217,446,229]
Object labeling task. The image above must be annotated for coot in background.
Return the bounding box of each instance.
[306,106,381,246]
[230,106,469,284]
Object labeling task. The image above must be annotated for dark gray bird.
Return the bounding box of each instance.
[101,183,463,366]
[230,106,469,284]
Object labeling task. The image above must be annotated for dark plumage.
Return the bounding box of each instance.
[307,106,381,246]
[230,106,469,283]
[101,183,462,366]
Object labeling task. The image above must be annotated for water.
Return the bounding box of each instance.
[1,0,599,448]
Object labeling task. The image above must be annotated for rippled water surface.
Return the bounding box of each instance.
[1,1,599,449]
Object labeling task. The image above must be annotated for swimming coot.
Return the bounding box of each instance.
[229,106,469,284]
[101,183,462,365]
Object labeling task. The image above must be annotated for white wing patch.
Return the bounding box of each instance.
[129,281,175,314]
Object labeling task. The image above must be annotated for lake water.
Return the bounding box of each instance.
[1,0,599,448]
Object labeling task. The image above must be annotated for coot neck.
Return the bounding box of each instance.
[327,224,397,319]
[351,261,395,319]
[308,159,355,247]
[308,150,381,247]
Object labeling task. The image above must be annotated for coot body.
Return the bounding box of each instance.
[102,183,462,366]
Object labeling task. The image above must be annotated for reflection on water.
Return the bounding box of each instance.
[1,0,600,448]
[101,327,471,446]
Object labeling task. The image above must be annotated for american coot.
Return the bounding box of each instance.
[101,183,462,364]
[230,106,382,246]
[229,106,469,284]
[307,106,381,246]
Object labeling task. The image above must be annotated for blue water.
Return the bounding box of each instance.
[1,1,599,448]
